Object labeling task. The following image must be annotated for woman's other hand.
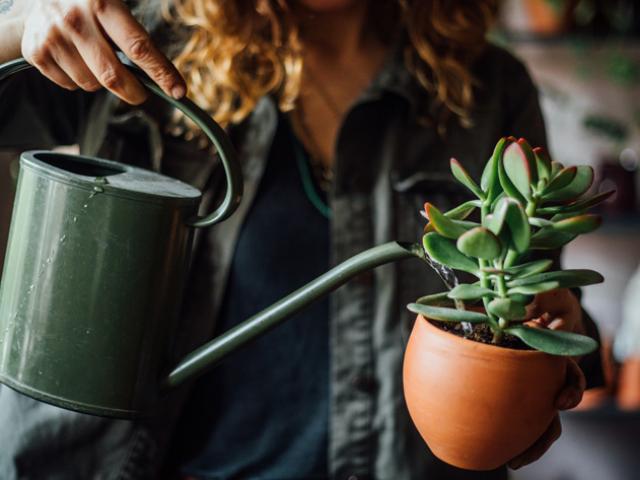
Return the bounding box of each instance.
[508,288,588,469]
[21,0,186,104]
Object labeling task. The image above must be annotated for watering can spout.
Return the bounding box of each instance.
[163,241,424,390]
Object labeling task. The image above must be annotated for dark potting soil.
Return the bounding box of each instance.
[430,320,532,350]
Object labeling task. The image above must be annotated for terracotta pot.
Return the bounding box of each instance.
[403,315,567,471]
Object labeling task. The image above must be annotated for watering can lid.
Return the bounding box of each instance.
[21,151,202,206]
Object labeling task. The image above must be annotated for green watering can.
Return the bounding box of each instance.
[0,59,422,418]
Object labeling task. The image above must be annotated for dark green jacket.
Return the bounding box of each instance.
[0,23,602,480]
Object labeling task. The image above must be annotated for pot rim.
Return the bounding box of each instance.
[416,314,555,359]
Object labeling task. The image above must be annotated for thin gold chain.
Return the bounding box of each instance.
[303,65,344,119]
[290,104,334,192]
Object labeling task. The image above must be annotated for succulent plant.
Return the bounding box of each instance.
[408,137,614,356]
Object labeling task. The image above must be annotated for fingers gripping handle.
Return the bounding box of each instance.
[0,57,243,228]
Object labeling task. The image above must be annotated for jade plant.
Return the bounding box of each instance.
[408,137,614,356]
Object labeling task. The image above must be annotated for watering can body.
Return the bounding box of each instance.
[0,58,421,419]
[0,151,201,417]
[0,58,242,418]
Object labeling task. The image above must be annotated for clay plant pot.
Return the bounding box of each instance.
[403,315,567,471]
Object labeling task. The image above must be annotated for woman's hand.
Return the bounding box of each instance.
[508,288,587,470]
[20,0,186,104]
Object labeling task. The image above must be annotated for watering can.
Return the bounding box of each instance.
[0,58,423,419]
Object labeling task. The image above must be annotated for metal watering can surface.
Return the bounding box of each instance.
[0,59,422,419]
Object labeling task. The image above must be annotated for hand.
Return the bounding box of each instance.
[508,288,587,470]
[20,0,186,104]
[525,287,585,334]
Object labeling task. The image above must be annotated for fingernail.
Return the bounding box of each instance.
[171,84,186,99]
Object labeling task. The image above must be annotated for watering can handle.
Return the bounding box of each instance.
[0,56,243,228]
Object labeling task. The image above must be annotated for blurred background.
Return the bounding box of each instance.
[0,1,639,479]
[495,1,640,479]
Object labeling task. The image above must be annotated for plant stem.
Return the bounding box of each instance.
[496,274,508,297]
[480,200,502,336]
[494,262,510,339]
[479,259,501,332]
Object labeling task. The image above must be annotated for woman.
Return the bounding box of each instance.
[0,0,602,478]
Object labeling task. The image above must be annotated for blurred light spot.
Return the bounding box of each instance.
[620,148,639,172]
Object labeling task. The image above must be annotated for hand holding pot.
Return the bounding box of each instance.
[20,0,185,104]
[508,288,588,470]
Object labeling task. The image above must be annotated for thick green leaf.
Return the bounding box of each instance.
[550,212,580,222]
[451,158,484,199]
[407,303,489,323]
[504,198,530,253]
[498,148,527,203]
[542,166,594,203]
[552,214,602,235]
[416,291,452,305]
[530,228,576,249]
[423,232,478,274]
[503,141,536,199]
[482,138,509,202]
[488,298,527,320]
[536,205,562,215]
[444,200,482,219]
[533,147,551,181]
[508,281,560,295]
[563,190,616,213]
[544,166,577,192]
[487,196,509,235]
[505,325,598,356]
[550,161,563,177]
[518,139,538,180]
[509,293,535,306]
[507,269,604,289]
[448,283,497,300]
[505,259,553,277]
[529,217,554,228]
[456,227,502,260]
[425,203,475,239]
[490,192,506,212]
[423,200,480,234]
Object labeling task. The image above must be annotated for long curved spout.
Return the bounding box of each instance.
[164,241,424,389]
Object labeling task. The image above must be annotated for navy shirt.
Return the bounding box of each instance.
[172,115,330,479]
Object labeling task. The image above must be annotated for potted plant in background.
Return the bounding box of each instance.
[403,137,614,471]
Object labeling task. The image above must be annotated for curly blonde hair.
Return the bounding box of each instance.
[162,0,497,130]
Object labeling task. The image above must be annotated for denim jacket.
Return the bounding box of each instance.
[0,24,603,479]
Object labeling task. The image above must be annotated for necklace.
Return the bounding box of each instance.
[291,128,332,219]
[290,104,334,192]
[303,65,344,119]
